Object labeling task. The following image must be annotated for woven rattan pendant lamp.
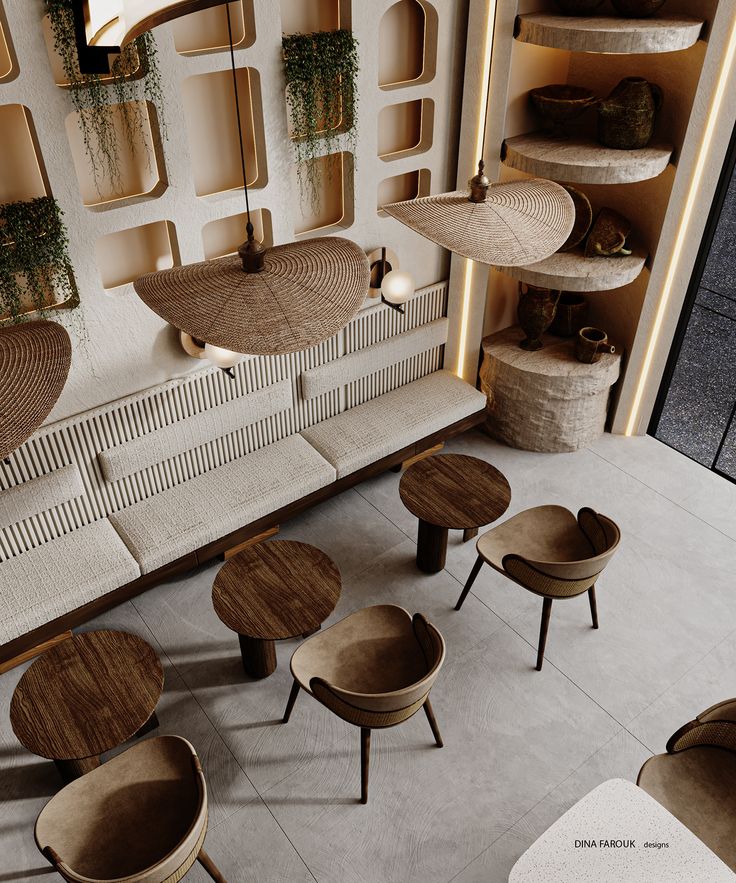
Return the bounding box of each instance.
[132,6,369,358]
[0,320,72,460]
[383,43,574,266]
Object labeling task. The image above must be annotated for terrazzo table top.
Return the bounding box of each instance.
[509,778,735,882]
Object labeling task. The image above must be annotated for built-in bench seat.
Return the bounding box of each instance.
[0,467,140,646]
[1,304,487,665]
[110,434,335,573]
[301,369,486,478]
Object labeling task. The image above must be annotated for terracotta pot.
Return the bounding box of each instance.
[575,327,615,364]
[517,284,561,351]
[530,85,599,137]
[559,185,593,252]
[611,0,668,16]
[555,0,605,13]
[585,208,633,257]
[550,293,588,337]
[598,77,663,150]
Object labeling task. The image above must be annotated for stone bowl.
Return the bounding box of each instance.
[530,85,599,133]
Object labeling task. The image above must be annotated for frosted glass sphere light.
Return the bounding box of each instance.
[204,343,242,369]
[381,269,414,305]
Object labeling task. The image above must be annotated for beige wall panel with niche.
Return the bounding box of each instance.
[172,0,255,55]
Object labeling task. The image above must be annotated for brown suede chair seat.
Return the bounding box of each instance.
[455,505,620,670]
[35,735,224,882]
[283,604,446,802]
[637,698,736,871]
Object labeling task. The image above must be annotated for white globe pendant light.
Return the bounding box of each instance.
[204,343,242,371]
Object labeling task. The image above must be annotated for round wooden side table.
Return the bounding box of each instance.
[212,540,341,679]
[10,630,164,783]
[399,453,512,573]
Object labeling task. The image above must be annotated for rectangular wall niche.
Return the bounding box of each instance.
[181,67,266,198]
[202,208,274,260]
[0,104,48,204]
[65,101,166,208]
[42,16,143,87]
[293,152,354,235]
[172,0,255,55]
[280,0,346,34]
[379,0,437,90]
[95,220,178,291]
[378,99,434,160]
[0,4,16,83]
[377,169,430,215]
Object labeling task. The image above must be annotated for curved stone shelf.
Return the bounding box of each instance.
[515,13,704,55]
[496,245,648,292]
[503,134,672,185]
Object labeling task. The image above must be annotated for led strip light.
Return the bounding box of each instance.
[455,0,498,377]
[625,14,736,436]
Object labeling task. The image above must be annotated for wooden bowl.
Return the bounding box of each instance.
[530,85,599,131]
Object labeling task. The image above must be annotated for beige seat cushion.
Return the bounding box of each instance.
[291,605,428,697]
[300,370,486,478]
[638,748,736,871]
[0,520,140,644]
[477,505,594,571]
[35,736,205,883]
[110,434,336,573]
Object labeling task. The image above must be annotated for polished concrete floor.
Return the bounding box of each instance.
[1,430,735,882]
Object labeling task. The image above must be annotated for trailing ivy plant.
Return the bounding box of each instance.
[0,197,78,326]
[46,0,166,194]
[282,29,359,212]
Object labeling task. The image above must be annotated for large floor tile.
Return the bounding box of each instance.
[261,625,619,883]
[626,630,736,753]
[452,728,652,882]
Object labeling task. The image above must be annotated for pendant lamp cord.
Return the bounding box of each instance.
[226,4,253,236]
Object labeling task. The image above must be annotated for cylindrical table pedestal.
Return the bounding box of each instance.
[481,326,621,453]
[239,634,277,679]
[416,520,449,574]
[54,755,101,783]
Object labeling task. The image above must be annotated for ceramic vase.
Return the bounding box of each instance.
[517,284,561,351]
[550,294,589,337]
[598,77,663,150]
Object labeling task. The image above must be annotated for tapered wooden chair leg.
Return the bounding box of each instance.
[198,847,227,883]
[360,728,371,804]
[423,698,444,747]
[588,586,599,629]
[282,679,300,723]
[455,555,484,610]
[536,598,553,671]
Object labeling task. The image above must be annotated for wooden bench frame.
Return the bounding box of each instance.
[0,410,485,666]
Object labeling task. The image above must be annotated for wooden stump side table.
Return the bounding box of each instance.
[399,453,511,574]
[212,540,341,679]
[480,326,621,453]
[10,630,164,783]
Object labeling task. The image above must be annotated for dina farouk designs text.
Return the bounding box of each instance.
[574,840,637,848]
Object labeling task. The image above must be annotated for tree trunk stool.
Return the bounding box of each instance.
[480,326,621,453]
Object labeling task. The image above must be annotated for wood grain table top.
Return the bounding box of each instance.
[399,453,511,529]
[212,540,341,640]
[10,630,163,761]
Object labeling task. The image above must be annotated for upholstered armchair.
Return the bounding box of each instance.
[637,698,736,871]
[455,505,621,670]
[35,735,225,882]
[282,604,446,803]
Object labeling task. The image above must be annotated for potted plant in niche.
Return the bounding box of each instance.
[45,0,166,195]
[282,28,359,212]
[0,197,78,326]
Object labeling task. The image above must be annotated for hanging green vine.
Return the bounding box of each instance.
[282,29,359,212]
[0,197,78,326]
[45,0,166,194]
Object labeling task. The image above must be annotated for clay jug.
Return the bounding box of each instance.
[598,77,663,150]
[517,284,560,351]
[575,327,615,364]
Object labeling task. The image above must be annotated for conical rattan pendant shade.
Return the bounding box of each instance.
[0,320,72,459]
[384,177,575,267]
[134,237,370,355]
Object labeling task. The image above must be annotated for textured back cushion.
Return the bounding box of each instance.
[0,464,85,532]
[300,318,448,400]
[99,378,293,482]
